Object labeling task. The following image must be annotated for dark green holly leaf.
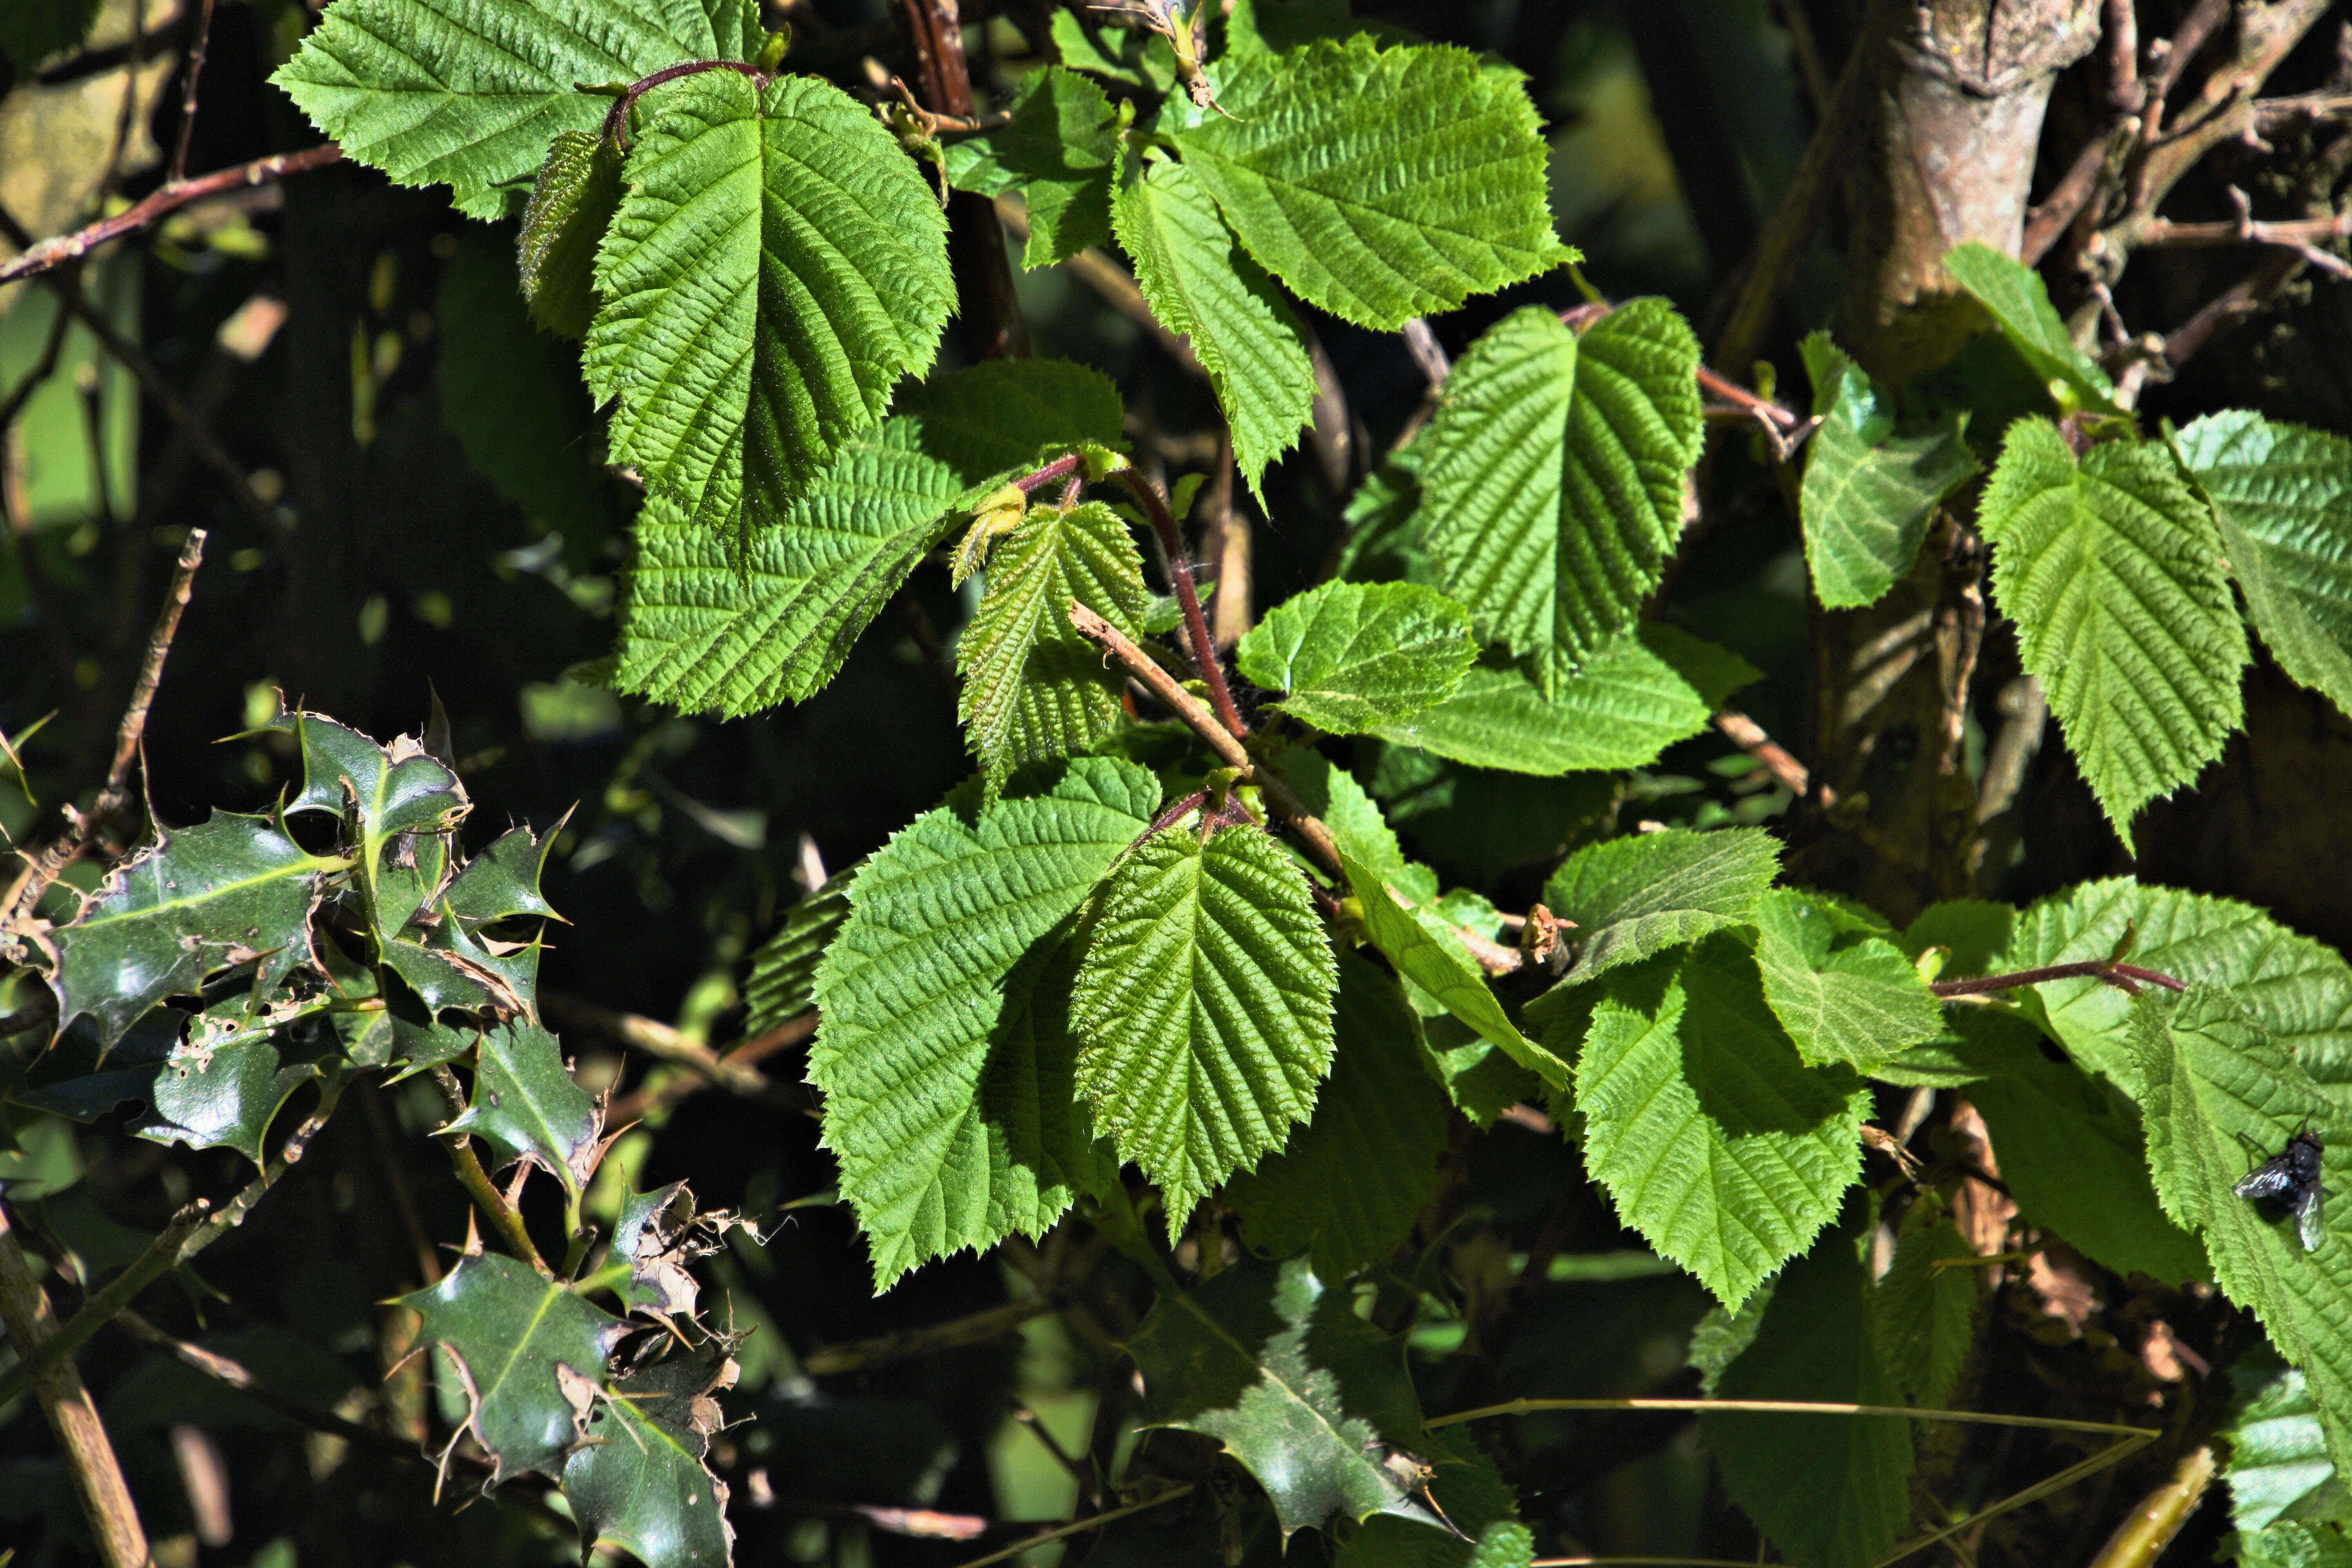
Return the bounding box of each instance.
[398,1251,627,1484]
[445,1021,599,1199]
[942,65,1117,267]
[144,1034,325,1165]
[563,1339,737,1568]
[266,706,465,851]
[441,824,560,925]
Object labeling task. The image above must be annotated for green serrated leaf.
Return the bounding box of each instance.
[810,759,1156,1288]
[2175,411,2352,719]
[1705,1222,1912,1568]
[1127,1255,1442,1536]
[742,870,852,1033]
[517,130,625,340]
[585,69,952,533]
[1049,9,1178,93]
[1370,626,1718,776]
[398,1251,627,1483]
[446,1021,599,1198]
[1228,954,1446,1280]
[1534,826,1781,993]
[1872,1221,1975,1410]
[1798,332,1978,609]
[47,813,339,1049]
[608,360,1125,715]
[2236,1521,2352,1568]
[561,1340,737,1568]
[1751,889,1943,1071]
[942,65,1116,267]
[958,501,1150,796]
[1980,422,2247,833]
[1417,303,1703,690]
[2134,989,2352,1475]
[273,0,759,218]
[1170,38,1570,330]
[1279,750,1416,889]
[2225,1360,2352,1534]
[1237,581,1475,735]
[1073,823,1338,1232]
[1942,242,2119,413]
[1999,879,2352,1102]
[1967,1050,2208,1284]
[1113,154,1314,496]
[1576,940,1867,1309]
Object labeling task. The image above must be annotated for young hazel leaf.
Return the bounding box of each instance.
[1941,242,2120,414]
[2174,411,2352,720]
[1979,422,2247,833]
[1072,823,1339,1235]
[957,501,1150,797]
[1798,333,1978,609]
[273,0,760,218]
[517,130,625,341]
[1533,826,1782,994]
[1113,154,1315,496]
[810,759,1156,1289]
[1576,938,1868,1309]
[942,65,1118,267]
[1418,303,1704,691]
[1237,580,1477,735]
[1169,37,1572,330]
[2223,1362,2352,1534]
[1872,1221,1976,1410]
[1750,889,1943,1071]
[585,69,953,535]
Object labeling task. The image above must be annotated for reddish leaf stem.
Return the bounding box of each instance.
[1107,468,1247,739]
[602,59,768,147]
[1932,960,2186,1000]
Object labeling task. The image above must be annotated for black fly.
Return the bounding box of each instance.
[2235,1125,2328,1253]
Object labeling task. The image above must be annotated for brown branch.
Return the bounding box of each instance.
[169,0,220,184]
[895,0,1027,358]
[2162,247,2308,368]
[1932,960,2184,1000]
[2137,0,2230,144]
[543,991,806,1111]
[1109,468,1248,739]
[0,145,345,287]
[0,1205,151,1568]
[2139,198,2352,277]
[1713,711,1811,797]
[2021,132,2116,264]
[605,1014,819,1126]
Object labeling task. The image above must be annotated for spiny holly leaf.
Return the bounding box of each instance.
[1073,822,1337,1233]
[561,1339,737,1568]
[607,359,1125,716]
[585,69,952,535]
[1169,37,1571,330]
[742,870,852,1033]
[1872,1220,1975,1410]
[942,65,1117,267]
[1942,242,2120,414]
[2224,1362,2352,1533]
[1339,851,1565,1089]
[810,759,1155,1288]
[1112,154,1314,496]
[398,1251,627,1484]
[446,1021,600,1199]
[1369,626,1734,775]
[1575,939,1868,1309]
[145,1037,325,1164]
[2000,879,2352,1100]
[1227,954,1447,1280]
[957,501,1149,797]
[1750,889,1942,1071]
[1704,1223,1912,1568]
[264,707,465,929]
[517,130,624,340]
[47,812,341,1049]
[1798,333,1978,609]
[1967,1051,2208,1284]
[1127,1255,1443,1536]
[2175,412,2352,719]
[1534,826,1781,992]
[1980,421,2247,832]
[440,825,560,926]
[609,1181,701,1318]
[2134,989,2352,1474]
[273,0,760,219]
[1237,581,1476,735]
[1417,303,1703,690]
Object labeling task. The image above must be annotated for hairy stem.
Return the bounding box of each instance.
[1107,468,1247,738]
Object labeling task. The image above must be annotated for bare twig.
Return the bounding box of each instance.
[951,1485,1196,1568]
[0,146,345,287]
[604,1014,819,1126]
[1713,711,1811,796]
[2021,132,2117,264]
[1931,959,2184,1000]
[2139,194,2352,278]
[113,1308,412,1459]
[804,1293,1063,1376]
[168,0,220,184]
[543,991,805,1111]
[2163,247,2307,368]
[0,1206,151,1568]
[2137,0,2229,144]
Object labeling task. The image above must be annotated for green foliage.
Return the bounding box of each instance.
[515,130,626,341]
[0,0,101,72]
[2238,1521,2352,1568]
[1941,242,2119,414]
[1535,826,1781,989]
[2175,411,2352,719]
[740,870,851,1032]
[809,759,1154,1288]
[1750,889,1943,1070]
[563,1341,738,1568]
[1872,1221,1975,1410]
[1237,581,1476,735]
[2226,1362,2352,1533]
[1227,954,1446,1280]
[943,65,1118,267]
[1798,333,1978,608]
[274,0,761,218]
[448,1022,602,1200]
[1112,154,1316,495]
[1979,420,2247,832]
[1071,822,1338,1235]
[956,501,1150,795]
[146,1034,326,1164]
[1417,304,1704,690]
[584,70,952,537]
[1575,940,1868,1309]
[1169,37,1570,330]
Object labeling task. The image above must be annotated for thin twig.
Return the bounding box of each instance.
[168,0,220,184]
[604,1014,818,1126]
[1000,198,1203,376]
[543,991,804,1111]
[1109,469,1247,738]
[0,146,345,286]
[951,1485,1196,1568]
[804,1293,1063,1376]
[2139,199,2352,278]
[1713,711,1810,796]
